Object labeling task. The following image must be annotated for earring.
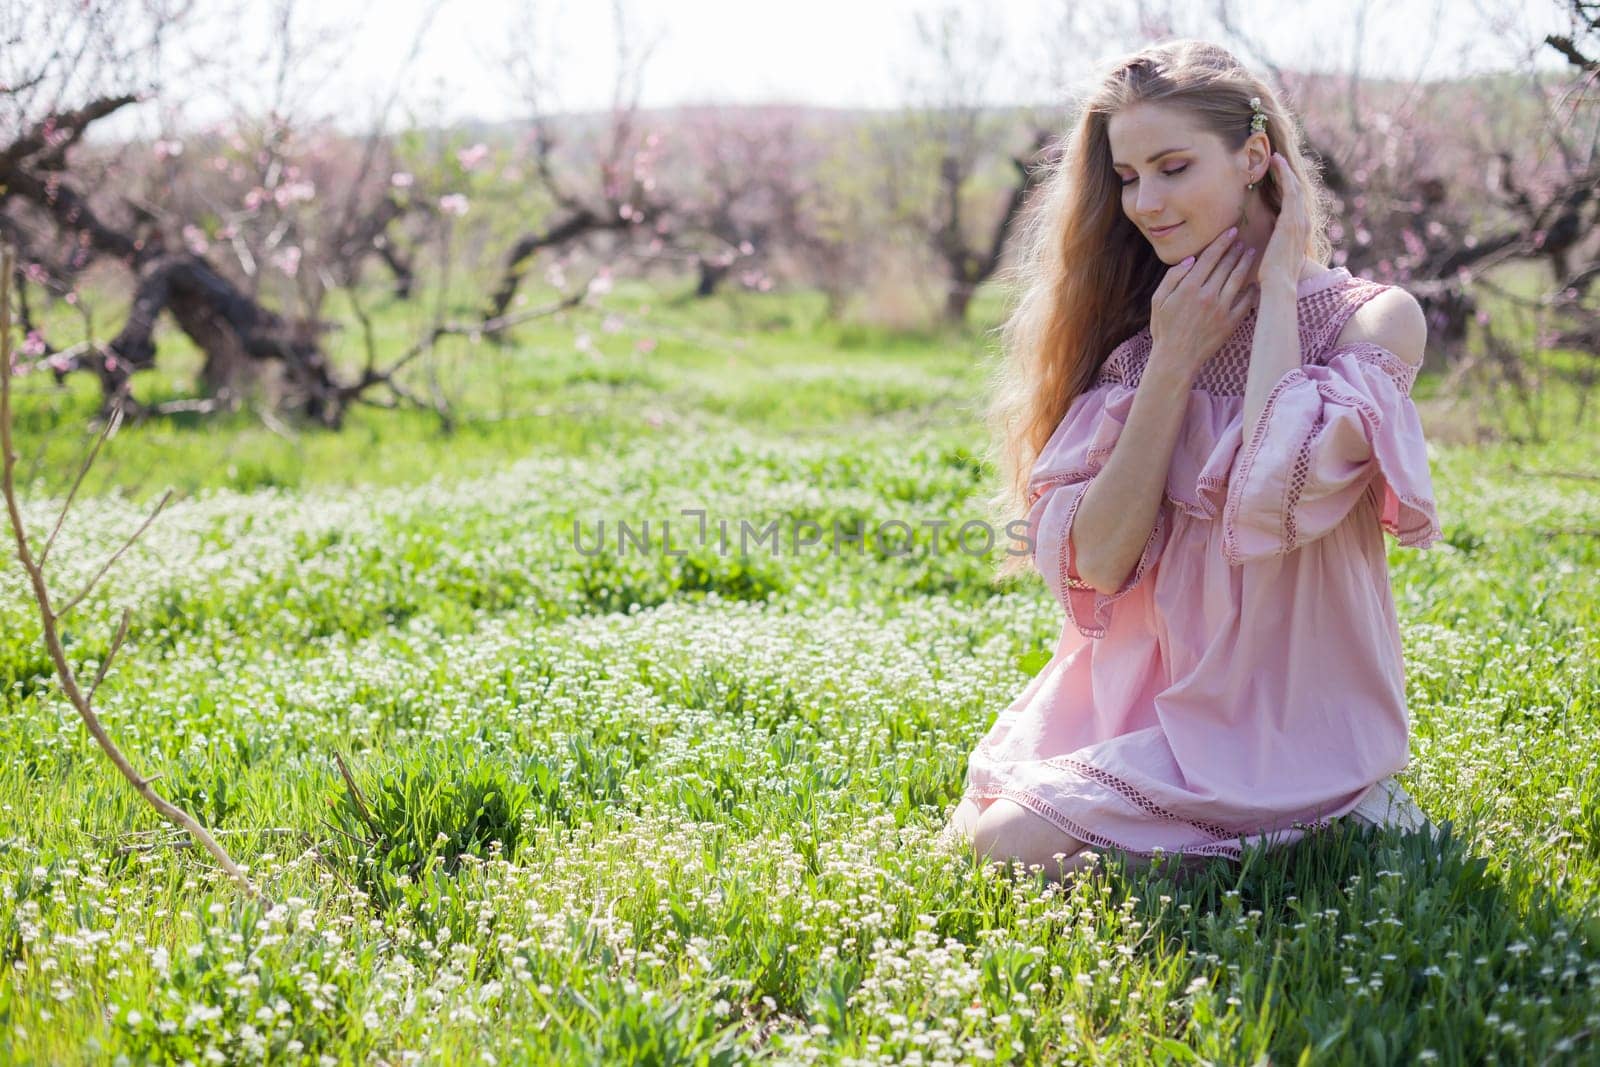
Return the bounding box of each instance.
[1243,166,1265,216]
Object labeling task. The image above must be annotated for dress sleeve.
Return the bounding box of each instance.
[1221,341,1442,566]
[1026,381,1171,639]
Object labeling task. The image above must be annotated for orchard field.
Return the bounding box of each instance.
[2,278,1598,1065]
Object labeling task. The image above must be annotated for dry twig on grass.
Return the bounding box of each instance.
[0,243,269,904]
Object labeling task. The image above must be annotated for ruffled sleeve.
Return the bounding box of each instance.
[1026,380,1171,639]
[1221,341,1442,566]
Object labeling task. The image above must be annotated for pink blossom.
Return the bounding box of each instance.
[273,179,316,206]
[601,313,624,334]
[543,264,567,288]
[105,355,120,373]
[575,331,595,354]
[456,143,489,171]
[587,273,614,297]
[183,224,210,254]
[738,240,754,256]
[438,193,470,217]
[636,337,657,354]
[644,411,665,428]
[391,171,414,188]
[1475,309,1492,325]
[21,330,46,357]
[271,246,302,277]
[154,138,184,160]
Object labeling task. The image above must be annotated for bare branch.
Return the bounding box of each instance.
[54,489,173,619]
[39,404,124,568]
[87,607,132,705]
[0,242,267,903]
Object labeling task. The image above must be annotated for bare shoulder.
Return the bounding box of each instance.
[1333,285,1427,367]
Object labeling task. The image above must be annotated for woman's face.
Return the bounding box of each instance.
[1107,102,1266,264]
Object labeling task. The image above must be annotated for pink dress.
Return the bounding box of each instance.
[959,265,1443,861]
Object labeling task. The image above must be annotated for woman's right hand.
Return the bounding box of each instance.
[1148,225,1259,381]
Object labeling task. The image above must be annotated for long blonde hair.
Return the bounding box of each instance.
[985,38,1334,583]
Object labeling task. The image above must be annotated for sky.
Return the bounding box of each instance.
[82,0,1579,139]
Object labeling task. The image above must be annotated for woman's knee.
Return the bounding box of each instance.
[949,797,983,838]
[973,797,1088,875]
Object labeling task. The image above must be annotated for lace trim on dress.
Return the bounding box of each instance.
[1073,272,1406,398]
[1283,409,1323,553]
[1309,277,1390,359]
[1049,483,1165,636]
[1045,756,1235,840]
[1222,341,1436,564]
[1346,342,1423,395]
[961,784,1347,861]
[965,783,1245,860]
[1088,270,1368,401]
[1025,466,1097,510]
[1391,493,1443,547]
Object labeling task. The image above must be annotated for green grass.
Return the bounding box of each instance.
[0,278,1597,1064]
[5,278,1002,502]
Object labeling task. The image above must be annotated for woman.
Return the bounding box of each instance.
[943,39,1442,881]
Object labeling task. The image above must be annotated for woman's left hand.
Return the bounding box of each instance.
[1259,152,1312,288]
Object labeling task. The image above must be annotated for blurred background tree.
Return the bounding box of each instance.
[1,0,1593,434]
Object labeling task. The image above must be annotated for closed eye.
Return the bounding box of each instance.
[1120,164,1188,187]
